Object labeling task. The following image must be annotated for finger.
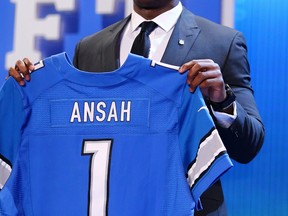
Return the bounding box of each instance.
[188,61,220,82]
[8,67,25,86]
[22,58,34,80]
[179,61,197,73]
[186,62,208,86]
[188,71,207,92]
[180,61,203,84]
[179,59,215,72]
[23,58,35,71]
[189,69,221,92]
[182,59,218,71]
[15,58,34,81]
[193,59,215,63]
[15,59,29,74]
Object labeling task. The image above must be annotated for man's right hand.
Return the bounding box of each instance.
[8,58,35,86]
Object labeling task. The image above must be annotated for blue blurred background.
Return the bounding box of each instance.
[0,0,287,215]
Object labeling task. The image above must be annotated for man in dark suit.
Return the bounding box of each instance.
[9,0,265,215]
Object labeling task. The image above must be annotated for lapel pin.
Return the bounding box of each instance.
[178,39,185,45]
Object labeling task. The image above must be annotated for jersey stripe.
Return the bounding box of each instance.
[187,128,227,189]
[0,155,12,189]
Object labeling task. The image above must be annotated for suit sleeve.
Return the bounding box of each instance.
[217,32,265,164]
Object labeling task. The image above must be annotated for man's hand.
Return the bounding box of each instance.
[7,58,35,86]
[179,59,227,103]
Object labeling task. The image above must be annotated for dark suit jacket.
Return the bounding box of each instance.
[73,8,265,216]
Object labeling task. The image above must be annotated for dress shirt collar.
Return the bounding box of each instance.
[131,1,183,33]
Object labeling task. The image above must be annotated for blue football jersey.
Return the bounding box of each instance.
[0,53,232,216]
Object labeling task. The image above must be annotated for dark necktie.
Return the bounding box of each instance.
[130,21,158,58]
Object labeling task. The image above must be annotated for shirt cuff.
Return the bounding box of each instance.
[210,102,237,128]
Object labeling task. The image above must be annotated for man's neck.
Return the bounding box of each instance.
[133,0,179,20]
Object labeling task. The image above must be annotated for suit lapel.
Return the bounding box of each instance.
[161,8,200,66]
[101,15,131,71]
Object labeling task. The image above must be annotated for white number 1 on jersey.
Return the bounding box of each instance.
[82,139,113,216]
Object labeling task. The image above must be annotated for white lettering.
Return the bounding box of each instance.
[107,102,118,122]
[84,102,94,122]
[96,102,106,122]
[6,0,76,69]
[70,102,81,123]
[121,101,131,122]
[70,101,131,123]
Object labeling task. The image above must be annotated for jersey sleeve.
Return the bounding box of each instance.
[178,86,233,210]
[0,185,18,215]
[0,78,26,189]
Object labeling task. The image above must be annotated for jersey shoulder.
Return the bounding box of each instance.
[22,52,70,103]
[121,54,188,105]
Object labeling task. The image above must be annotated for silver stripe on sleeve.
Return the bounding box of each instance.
[0,158,12,189]
[187,129,226,188]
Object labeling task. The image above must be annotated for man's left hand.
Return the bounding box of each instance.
[179,59,227,103]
